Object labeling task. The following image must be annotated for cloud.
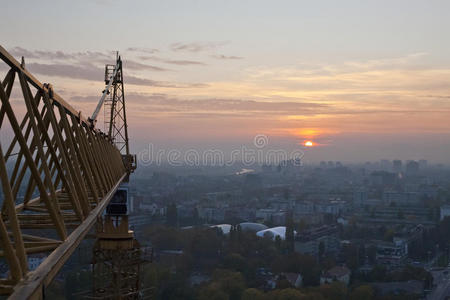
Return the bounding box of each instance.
[422,94,450,99]
[122,92,327,116]
[212,54,243,60]
[9,46,40,59]
[9,47,111,63]
[138,55,206,66]
[126,47,159,54]
[70,92,280,120]
[4,46,214,88]
[9,47,169,72]
[24,62,206,88]
[124,93,450,119]
[342,52,428,70]
[70,95,100,104]
[163,60,206,66]
[125,75,177,87]
[122,60,169,71]
[170,41,228,53]
[125,77,208,88]
[26,62,103,82]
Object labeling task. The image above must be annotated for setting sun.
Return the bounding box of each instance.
[304,141,314,147]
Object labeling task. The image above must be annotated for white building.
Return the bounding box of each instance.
[320,266,351,286]
[211,224,232,235]
[256,226,296,240]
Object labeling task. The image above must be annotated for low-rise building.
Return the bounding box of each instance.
[256,209,286,225]
[315,200,347,216]
[383,191,420,206]
[198,207,226,222]
[320,266,351,286]
[295,225,340,257]
[375,239,408,266]
[256,208,278,221]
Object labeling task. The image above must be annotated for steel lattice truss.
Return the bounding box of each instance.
[0,46,128,299]
[106,59,130,156]
[91,54,130,156]
[92,236,142,298]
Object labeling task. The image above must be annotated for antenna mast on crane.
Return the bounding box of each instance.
[90,52,130,155]
[90,52,135,175]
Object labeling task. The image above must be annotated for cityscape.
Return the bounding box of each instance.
[2,1,450,299]
[118,158,450,299]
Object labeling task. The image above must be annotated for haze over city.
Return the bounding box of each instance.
[2,0,450,163]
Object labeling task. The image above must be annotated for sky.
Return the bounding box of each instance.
[1,0,450,163]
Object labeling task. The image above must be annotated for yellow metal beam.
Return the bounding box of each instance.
[9,173,126,300]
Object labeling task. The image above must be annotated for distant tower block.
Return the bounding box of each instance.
[393,160,402,173]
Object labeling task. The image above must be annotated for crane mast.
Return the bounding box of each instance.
[90,53,136,177]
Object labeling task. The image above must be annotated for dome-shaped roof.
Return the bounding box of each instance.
[256,226,287,240]
[239,222,268,232]
[210,224,232,234]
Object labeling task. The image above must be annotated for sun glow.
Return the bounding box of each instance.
[304,141,314,147]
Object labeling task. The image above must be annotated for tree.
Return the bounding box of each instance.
[349,285,373,300]
[369,265,387,281]
[166,203,178,227]
[297,219,307,233]
[319,282,347,300]
[276,275,292,290]
[268,288,305,300]
[242,288,266,300]
[388,265,433,289]
[383,228,394,242]
[271,253,320,286]
[229,225,238,252]
[237,224,242,243]
[189,228,222,259]
[193,207,200,225]
[223,253,247,273]
[275,235,282,250]
[302,293,325,300]
[367,245,377,264]
[211,269,246,300]
[342,243,359,270]
[198,283,229,300]
[318,241,325,261]
[285,211,295,254]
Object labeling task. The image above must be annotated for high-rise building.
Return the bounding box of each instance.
[353,189,368,207]
[380,159,391,171]
[406,160,419,174]
[419,159,428,169]
[393,160,402,173]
